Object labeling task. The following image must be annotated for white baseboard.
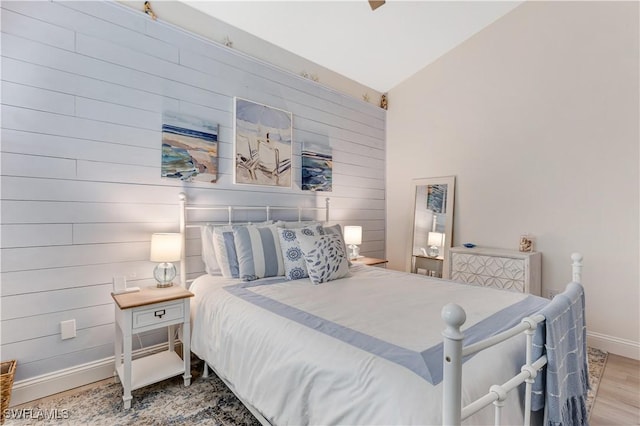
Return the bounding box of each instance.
[10,343,171,407]
[587,331,640,360]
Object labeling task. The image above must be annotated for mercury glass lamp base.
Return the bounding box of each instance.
[348,244,360,260]
[427,246,440,257]
[154,262,176,288]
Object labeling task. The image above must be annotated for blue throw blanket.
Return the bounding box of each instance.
[532,282,589,426]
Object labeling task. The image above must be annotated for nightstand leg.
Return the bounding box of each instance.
[123,313,133,409]
[168,324,175,353]
[114,325,121,384]
[183,299,191,386]
[114,308,122,384]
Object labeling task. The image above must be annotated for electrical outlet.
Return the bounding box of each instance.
[60,319,76,340]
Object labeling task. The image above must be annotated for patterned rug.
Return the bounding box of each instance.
[6,348,608,425]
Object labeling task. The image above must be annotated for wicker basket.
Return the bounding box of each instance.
[0,360,17,425]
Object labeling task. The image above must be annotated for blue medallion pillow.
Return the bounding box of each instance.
[297,233,350,285]
[278,225,324,280]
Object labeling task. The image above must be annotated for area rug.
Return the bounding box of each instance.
[586,346,608,417]
[6,348,608,425]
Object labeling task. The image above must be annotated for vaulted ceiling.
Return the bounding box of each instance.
[184,1,523,93]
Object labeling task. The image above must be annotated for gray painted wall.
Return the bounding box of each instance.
[1,1,386,382]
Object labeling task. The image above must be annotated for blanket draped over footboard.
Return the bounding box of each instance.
[532,282,589,426]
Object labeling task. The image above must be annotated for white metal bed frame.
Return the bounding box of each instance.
[441,252,583,426]
[178,193,584,426]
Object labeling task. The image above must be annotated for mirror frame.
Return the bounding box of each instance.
[406,175,456,278]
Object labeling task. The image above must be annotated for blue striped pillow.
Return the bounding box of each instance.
[212,225,240,278]
[233,224,284,281]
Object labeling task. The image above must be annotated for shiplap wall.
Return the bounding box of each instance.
[0,1,386,383]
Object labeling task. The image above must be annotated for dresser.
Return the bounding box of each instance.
[448,247,541,295]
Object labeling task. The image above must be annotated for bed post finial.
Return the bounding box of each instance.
[325,198,330,222]
[179,193,187,287]
[571,252,583,283]
[442,303,466,426]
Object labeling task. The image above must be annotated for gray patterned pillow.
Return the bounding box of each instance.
[278,225,324,280]
[298,233,349,285]
[323,223,352,266]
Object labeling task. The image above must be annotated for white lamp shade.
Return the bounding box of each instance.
[428,232,444,247]
[344,226,362,245]
[150,233,182,262]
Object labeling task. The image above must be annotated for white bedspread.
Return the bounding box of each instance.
[190,265,548,425]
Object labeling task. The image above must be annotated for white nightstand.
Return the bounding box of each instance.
[412,255,444,277]
[112,286,194,409]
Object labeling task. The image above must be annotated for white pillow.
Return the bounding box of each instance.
[233,224,284,281]
[201,225,222,276]
[278,225,325,280]
[297,233,349,285]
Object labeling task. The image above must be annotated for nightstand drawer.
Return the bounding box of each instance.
[132,301,184,330]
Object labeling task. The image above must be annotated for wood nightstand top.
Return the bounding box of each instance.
[351,257,388,266]
[111,286,193,310]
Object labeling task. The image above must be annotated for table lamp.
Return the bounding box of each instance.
[150,233,182,287]
[427,232,444,257]
[344,226,362,260]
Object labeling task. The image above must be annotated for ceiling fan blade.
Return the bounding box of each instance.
[369,0,385,11]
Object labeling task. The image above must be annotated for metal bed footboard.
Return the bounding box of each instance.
[441,253,584,426]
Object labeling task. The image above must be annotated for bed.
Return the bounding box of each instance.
[178,193,588,426]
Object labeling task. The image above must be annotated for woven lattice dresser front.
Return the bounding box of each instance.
[448,247,541,295]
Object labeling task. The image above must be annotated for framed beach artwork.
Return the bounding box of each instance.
[161,112,219,183]
[427,183,448,214]
[301,141,332,192]
[234,97,292,188]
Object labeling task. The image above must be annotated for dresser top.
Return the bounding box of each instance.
[450,246,540,259]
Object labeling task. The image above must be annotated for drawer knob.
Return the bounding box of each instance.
[154,309,166,319]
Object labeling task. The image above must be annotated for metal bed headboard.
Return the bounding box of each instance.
[178,192,330,286]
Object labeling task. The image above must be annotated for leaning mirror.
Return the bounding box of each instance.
[406,176,456,278]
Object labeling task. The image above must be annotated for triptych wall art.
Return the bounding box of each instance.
[161,112,219,183]
[159,99,333,191]
[233,97,293,188]
[301,141,332,192]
